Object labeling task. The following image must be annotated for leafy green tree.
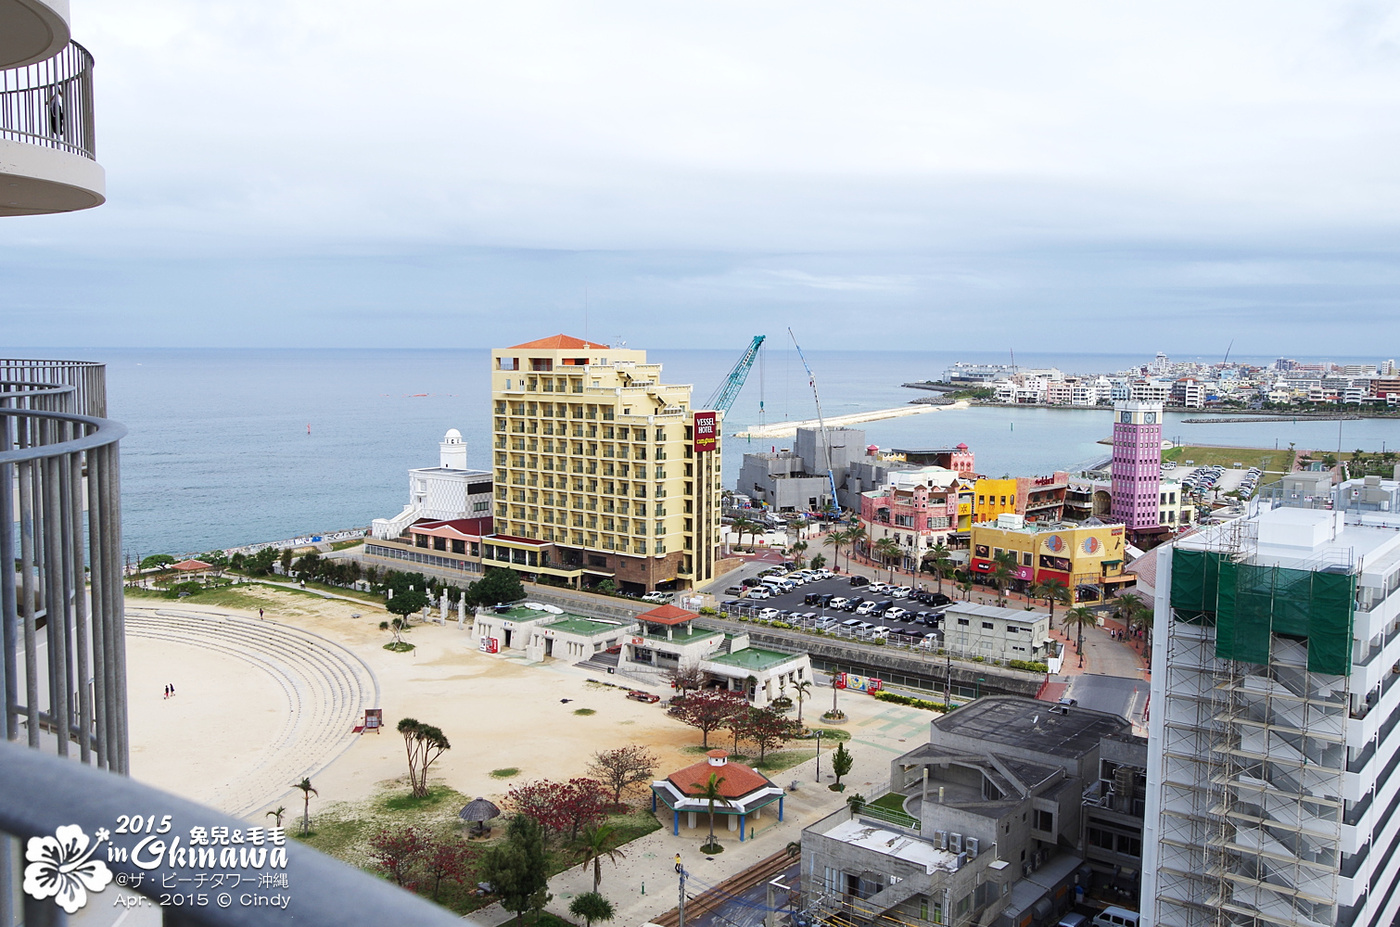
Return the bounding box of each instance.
[831,741,853,787]
[570,892,616,927]
[481,814,549,927]
[292,777,317,836]
[810,553,827,570]
[845,523,867,569]
[691,772,734,851]
[140,554,175,571]
[575,824,628,892]
[379,617,411,649]
[921,542,954,594]
[790,540,809,569]
[386,587,429,622]
[279,548,293,574]
[244,547,277,576]
[989,550,1019,606]
[469,568,525,607]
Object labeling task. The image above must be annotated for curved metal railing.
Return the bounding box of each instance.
[0,42,96,160]
[1,406,128,775]
[0,359,106,416]
[0,740,466,926]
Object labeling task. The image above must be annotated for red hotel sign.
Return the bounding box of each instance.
[694,411,717,453]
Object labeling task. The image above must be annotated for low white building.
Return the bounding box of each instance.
[371,429,494,540]
[942,603,1052,664]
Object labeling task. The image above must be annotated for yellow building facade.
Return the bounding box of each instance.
[969,519,1130,603]
[489,335,722,593]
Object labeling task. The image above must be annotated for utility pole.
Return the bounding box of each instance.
[676,855,687,927]
[945,652,951,706]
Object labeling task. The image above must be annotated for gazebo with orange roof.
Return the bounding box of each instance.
[651,749,785,842]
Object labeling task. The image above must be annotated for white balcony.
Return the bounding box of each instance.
[0,0,69,69]
[0,38,104,215]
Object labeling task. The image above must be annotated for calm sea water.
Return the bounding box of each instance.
[9,347,1395,557]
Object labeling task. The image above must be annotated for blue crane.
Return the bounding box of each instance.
[788,328,839,510]
[703,335,766,413]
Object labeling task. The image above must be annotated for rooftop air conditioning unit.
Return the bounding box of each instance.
[935,830,948,850]
[967,838,979,859]
[949,833,962,853]
[957,852,968,868]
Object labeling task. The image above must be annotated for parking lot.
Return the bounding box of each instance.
[718,570,954,648]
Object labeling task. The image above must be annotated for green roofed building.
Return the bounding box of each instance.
[1143,501,1400,927]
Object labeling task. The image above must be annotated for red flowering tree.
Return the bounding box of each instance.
[745,706,804,760]
[672,690,747,748]
[507,778,610,841]
[422,837,471,901]
[369,825,425,886]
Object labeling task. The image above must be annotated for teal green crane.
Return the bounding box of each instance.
[703,335,766,413]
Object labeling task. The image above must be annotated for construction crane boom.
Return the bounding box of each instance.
[788,328,839,511]
[703,335,766,413]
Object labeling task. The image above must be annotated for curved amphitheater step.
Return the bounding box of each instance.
[125,605,379,818]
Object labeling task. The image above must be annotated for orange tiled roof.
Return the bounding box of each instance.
[507,335,609,350]
[172,559,213,571]
[639,604,699,625]
[668,757,773,799]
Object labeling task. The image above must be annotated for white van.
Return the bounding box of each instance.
[1091,907,1139,927]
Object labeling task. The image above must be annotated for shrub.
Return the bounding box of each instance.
[1007,660,1049,673]
[874,691,949,713]
[698,606,718,615]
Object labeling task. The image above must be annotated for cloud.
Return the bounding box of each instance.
[2,1,1399,352]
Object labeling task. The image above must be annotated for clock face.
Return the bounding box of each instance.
[1145,412,1157,424]
[1121,412,1132,423]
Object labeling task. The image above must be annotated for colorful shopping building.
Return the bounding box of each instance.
[968,516,1131,602]
[858,466,961,568]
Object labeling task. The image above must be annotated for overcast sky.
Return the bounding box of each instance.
[5,1,1400,354]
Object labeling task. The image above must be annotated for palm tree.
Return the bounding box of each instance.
[266,806,286,828]
[810,553,827,571]
[1062,607,1097,667]
[823,528,849,572]
[292,778,318,836]
[575,824,627,893]
[790,540,809,569]
[731,516,755,552]
[692,772,734,851]
[874,537,902,584]
[845,523,867,571]
[989,551,1018,607]
[791,678,813,722]
[922,542,953,594]
[1032,578,1070,629]
[1116,593,1153,663]
[957,575,975,601]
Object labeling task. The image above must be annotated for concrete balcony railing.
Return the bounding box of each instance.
[0,40,103,213]
[0,740,466,926]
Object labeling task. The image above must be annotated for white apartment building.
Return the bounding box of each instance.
[1142,501,1400,927]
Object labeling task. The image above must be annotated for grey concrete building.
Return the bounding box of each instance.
[802,697,1141,927]
[736,427,870,512]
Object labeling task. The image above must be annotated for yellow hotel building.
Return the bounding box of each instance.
[969,518,1131,603]
[489,335,722,594]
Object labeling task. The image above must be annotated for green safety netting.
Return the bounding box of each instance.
[1170,549,1356,675]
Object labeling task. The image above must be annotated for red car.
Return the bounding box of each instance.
[626,690,661,703]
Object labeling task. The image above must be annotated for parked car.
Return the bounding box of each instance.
[886,607,909,621]
[725,586,745,596]
[842,597,865,612]
[855,601,878,616]
[891,586,912,598]
[927,592,953,606]
[626,690,661,703]
[849,575,871,587]
[747,587,771,599]
[757,607,780,620]
[828,596,849,609]
[869,600,893,617]
[642,591,671,604]
[840,617,863,628]
[869,625,891,640]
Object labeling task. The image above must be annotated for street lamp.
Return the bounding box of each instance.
[814,729,823,783]
[976,676,985,699]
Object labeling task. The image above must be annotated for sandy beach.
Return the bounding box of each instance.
[733,399,969,439]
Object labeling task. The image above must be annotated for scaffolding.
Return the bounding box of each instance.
[1153,519,1351,927]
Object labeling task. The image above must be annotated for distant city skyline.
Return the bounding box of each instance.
[3,2,1400,352]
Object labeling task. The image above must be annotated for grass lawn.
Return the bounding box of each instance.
[123,584,321,612]
[250,577,385,606]
[1162,445,1295,482]
[868,791,909,814]
[296,782,659,917]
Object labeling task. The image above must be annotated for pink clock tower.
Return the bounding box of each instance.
[1110,400,1162,532]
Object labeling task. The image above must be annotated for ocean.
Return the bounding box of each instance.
[8,347,1395,558]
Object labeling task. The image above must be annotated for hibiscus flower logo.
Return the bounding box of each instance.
[23,825,113,914]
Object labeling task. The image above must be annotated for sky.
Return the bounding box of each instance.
[5,1,1400,354]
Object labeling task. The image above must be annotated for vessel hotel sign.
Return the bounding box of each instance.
[694,411,717,453]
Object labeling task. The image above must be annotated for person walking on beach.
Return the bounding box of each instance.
[169,683,175,696]
[259,608,264,620]
[163,685,169,699]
